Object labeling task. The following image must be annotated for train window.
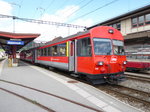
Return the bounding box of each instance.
[93,38,112,55]
[44,48,47,56]
[77,37,92,56]
[52,45,58,56]
[46,48,48,56]
[47,47,52,56]
[26,50,32,57]
[37,49,41,56]
[41,49,43,56]
[113,40,125,55]
[42,49,45,56]
[70,42,74,56]
[58,43,66,56]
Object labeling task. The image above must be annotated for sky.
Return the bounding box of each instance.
[0,0,150,42]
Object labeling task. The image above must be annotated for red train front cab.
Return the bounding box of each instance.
[88,26,127,84]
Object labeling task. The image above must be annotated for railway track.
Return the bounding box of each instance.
[125,73,150,83]
[46,67,150,111]
[0,79,102,112]
[50,68,150,111]
[96,84,150,112]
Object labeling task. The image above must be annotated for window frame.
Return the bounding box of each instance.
[77,37,92,57]
[47,47,52,56]
[108,22,121,31]
[52,45,59,56]
[93,38,112,56]
[145,13,150,25]
[138,15,144,26]
[58,43,67,56]
[132,17,138,28]
[131,13,150,28]
[112,40,125,55]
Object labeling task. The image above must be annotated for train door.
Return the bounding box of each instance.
[68,40,77,72]
[76,37,93,74]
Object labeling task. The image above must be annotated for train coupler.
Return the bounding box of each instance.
[105,73,126,84]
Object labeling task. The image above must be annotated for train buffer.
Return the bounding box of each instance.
[0,59,141,112]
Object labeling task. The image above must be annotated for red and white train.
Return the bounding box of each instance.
[126,52,150,72]
[20,26,127,84]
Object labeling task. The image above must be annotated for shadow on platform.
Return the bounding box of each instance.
[18,61,29,66]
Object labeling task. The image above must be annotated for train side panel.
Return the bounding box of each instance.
[126,61,150,71]
[36,56,69,70]
[77,57,95,74]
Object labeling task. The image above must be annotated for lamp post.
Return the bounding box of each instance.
[13,16,16,33]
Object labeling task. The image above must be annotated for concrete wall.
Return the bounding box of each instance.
[121,19,132,36]
[120,18,150,36]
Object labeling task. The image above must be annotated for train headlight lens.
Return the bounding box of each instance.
[123,61,127,65]
[97,61,104,66]
[108,29,114,34]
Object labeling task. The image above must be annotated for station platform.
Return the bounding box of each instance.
[0,59,142,112]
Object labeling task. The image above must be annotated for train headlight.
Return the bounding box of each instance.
[123,61,127,65]
[97,61,104,66]
[108,29,114,34]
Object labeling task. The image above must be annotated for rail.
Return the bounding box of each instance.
[125,73,150,83]
[96,84,150,112]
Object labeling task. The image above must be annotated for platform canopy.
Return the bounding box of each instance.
[0,31,40,54]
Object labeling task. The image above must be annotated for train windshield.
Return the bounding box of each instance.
[93,38,112,55]
[113,40,125,55]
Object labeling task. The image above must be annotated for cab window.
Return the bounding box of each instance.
[113,40,125,55]
[93,38,112,55]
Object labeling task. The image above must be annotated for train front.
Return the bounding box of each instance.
[90,26,127,84]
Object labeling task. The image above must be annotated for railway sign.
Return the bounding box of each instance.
[7,40,24,45]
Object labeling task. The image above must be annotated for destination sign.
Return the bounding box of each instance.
[7,40,24,45]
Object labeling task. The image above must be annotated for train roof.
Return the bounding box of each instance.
[45,30,89,46]
[20,30,89,51]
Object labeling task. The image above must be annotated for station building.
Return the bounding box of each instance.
[87,4,150,59]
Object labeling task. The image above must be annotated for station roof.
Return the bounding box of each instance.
[0,31,40,53]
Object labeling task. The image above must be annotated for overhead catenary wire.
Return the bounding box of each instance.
[68,0,119,23]
[58,0,69,9]
[66,0,95,18]
[37,0,55,17]
[63,0,85,14]
[0,14,86,28]
[45,0,55,12]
